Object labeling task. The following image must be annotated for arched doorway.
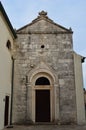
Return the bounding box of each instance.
[35,77,50,122]
[28,70,57,123]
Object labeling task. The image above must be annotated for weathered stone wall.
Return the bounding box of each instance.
[12,13,76,124]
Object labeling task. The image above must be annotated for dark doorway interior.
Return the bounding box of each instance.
[4,96,9,126]
[35,77,50,85]
[35,90,50,122]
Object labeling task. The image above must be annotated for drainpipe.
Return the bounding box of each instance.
[25,75,28,123]
[9,56,14,127]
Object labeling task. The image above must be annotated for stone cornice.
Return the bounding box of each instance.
[17,31,73,34]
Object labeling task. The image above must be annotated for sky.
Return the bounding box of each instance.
[1,0,86,88]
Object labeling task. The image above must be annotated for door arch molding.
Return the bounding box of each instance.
[28,68,56,85]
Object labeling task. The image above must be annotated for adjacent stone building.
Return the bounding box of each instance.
[12,11,85,125]
[0,2,17,130]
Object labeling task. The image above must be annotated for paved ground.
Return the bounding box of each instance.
[3,125,86,130]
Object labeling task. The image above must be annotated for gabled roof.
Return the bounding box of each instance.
[0,2,17,38]
[17,11,73,34]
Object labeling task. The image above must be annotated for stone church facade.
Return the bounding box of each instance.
[12,11,85,125]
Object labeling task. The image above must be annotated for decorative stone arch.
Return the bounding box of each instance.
[26,66,60,123]
[30,71,55,86]
[28,68,56,84]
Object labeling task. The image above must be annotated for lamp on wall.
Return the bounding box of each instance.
[81,57,86,63]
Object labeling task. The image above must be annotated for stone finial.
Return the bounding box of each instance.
[32,10,53,23]
[39,11,47,17]
[69,27,72,31]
